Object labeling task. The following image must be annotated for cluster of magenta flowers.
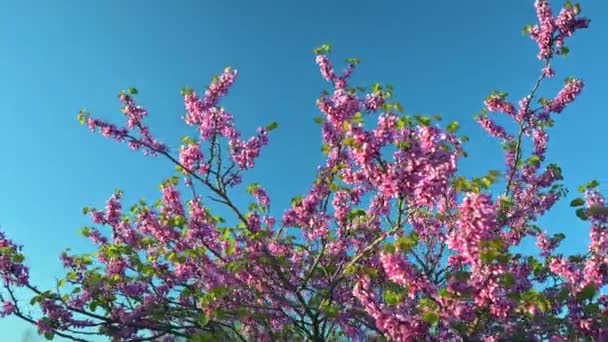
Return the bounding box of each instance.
[0,0,606,341]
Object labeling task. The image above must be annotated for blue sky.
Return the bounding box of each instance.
[1,0,607,339]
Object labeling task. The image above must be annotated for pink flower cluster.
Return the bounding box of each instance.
[1,1,605,341]
[0,232,29,286]
[529,0,589,59]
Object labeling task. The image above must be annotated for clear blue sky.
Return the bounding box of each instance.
[1,0,607,339]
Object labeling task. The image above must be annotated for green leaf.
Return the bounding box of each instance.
[248,203,259,212]
[396,116,409,129]
[127,87,138,95]
[67,271,79,281]
[383,289,405,306]
[348,209,366,220]
[181,136,196,145]
[394,102,404,113]
[577,284,597,301]
[30,295,41,305]
[383,243,396,254]
[415,115,432,126]
[246,183,260,194]
[569,255,585,263]
[501,272,515,288]
[344,264,358,276]
[76,111,87,124]
[553,233,566,243]
[480,251,495,264]
[557,287,570,302]
[319,300,340,318]
[438,288,451,298]
[538,97,552,106]
[422,311,439,325]
[352,112,364,124]
[12,253,24,263]
[221,229,231,241]
[198,313,210,326]
[321,143,331,155]
[313,116,324,124]
[480,176,493,189]
[313,43,332,55]
[570,198,585,207]
[345,57,361,65]
[226,239,236,255]
[537,297,551,313]
[447,121,459,133]
[586,303,601,315]
[265,122,279,131]
[395,235,418,253]
[418,297,436,309]
[181,87,194,96]
[291,195,303,206]
[44,332,55,340]
[452,177,472,192]
[528,155,542,166]
[499,196,514,209]
[575,208,588,221]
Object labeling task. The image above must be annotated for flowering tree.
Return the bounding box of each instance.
[0,1,605,341]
